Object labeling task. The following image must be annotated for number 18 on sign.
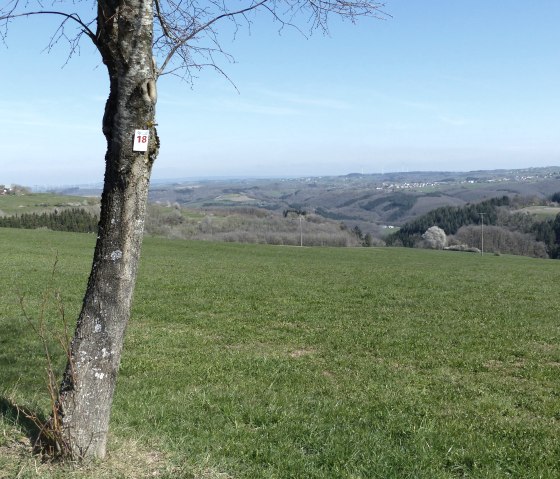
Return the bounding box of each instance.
[133,129,150,152]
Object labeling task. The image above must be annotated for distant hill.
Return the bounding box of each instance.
[4,167,560,257]
[143,166,560,235]
[40,166,560,239]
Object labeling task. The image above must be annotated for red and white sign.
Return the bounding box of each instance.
[133,129,150,152]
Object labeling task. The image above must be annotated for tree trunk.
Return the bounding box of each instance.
[58,0,158,460]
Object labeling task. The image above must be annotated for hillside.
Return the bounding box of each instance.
[53,166,560,235]
[5,167,560,251]
[0,193,364,247]
[0,192,98,216]
[386,195,560,259]
[1,228,559,477]
[144,167,560,230]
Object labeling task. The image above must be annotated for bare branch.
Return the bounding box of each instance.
[154,0,172,39]
[0,9,96,44]
[157,0,270,77]
[1,0,388,83]
[153,0,388,80]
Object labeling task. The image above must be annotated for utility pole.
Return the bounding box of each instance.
[479,213,485,256]
[283,208,306,247]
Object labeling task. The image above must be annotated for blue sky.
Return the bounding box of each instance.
[2,0,560,186]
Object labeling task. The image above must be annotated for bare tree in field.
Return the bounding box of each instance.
[1,0,387,461]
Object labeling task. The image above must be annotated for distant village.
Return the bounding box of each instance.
[344,169,560,192]
[4,167,560,196]
[0,184,30,196]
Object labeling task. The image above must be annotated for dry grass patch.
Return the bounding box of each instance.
[483,359,526,371]
[531,341,559,354]
[288,348,315,358]
[0,431,176,479]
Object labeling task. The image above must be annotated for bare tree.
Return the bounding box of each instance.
[454,224,548,258]
[1,0,388,461]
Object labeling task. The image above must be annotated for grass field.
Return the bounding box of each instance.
[1,228,559,478]
[0,194,97,216]
[516,206,560,219]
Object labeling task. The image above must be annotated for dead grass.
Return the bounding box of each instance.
[288,348,315,358]
[0,423,236,478]
[483,359,527,372]
[0,431,177,479]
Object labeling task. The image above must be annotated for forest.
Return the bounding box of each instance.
[387,194,560,258]
[0,208,98,233]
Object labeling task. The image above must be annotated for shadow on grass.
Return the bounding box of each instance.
[0,396,50,453]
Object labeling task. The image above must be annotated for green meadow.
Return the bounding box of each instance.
[1,227,559,478]
[0,194,96,215]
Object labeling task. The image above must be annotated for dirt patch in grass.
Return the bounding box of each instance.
[289,348,315,358]
[531,341,559,354]
[484,359,528,374]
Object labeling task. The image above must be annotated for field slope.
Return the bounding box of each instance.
[1,228,559,478]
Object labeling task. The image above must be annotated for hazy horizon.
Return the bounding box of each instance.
[5,165,558,191]
[3,1,559,186]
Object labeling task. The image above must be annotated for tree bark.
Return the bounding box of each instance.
[58,0,158,460]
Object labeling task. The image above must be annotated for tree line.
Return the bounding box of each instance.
[530,214,560,258]
[386,196,511,247]
[387,194,560,259]
[0,208,98,233]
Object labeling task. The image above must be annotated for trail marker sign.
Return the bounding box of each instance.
[133,130,149,152]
